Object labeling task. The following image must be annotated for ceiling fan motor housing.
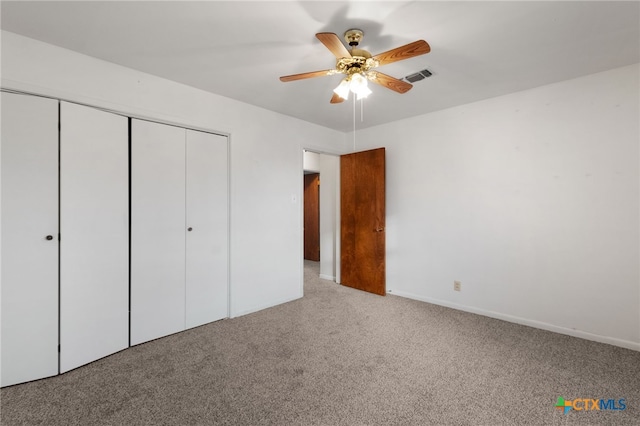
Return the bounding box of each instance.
[336,56,378,76]
[339,29,375,73]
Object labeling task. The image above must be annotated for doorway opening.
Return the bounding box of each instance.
[304,172,320,261]
[302,147,386,297]
[302,150,340,283]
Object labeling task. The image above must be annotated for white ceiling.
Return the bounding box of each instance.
[1,1,638,132]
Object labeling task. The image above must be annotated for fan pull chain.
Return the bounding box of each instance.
[361,98,364,122]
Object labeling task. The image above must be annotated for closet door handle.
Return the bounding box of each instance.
[46,235,54,241]
[187,227,193,232]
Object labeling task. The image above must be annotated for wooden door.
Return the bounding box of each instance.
[340,148,385,295]
[185,130,228,329]
[1,93,59,386]
[131,119,186,345]
[304,173,320,261]
[59,102,129,373]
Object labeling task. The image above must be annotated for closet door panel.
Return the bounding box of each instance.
[131,120,186,345]
[185,131,229,328]
[1,93,59,386]
[59,102,129,373]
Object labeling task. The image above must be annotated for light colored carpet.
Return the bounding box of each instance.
[1,260,639,425]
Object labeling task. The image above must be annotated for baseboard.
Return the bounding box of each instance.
[388,289,640,352]
[230,294,302,319]
[319,274,335,281]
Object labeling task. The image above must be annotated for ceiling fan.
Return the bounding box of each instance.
[280,29,430,103]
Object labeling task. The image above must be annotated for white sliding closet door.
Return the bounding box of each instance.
[59,102,129,373]
[131,119,186,345]
[1,93,59,387]
[185,130,228,328]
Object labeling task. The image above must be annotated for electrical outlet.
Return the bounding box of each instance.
[454,280,461,291]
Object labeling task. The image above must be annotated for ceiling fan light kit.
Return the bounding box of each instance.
[280,29,431,104]
[333,78,351,99]
[333,72,373,101]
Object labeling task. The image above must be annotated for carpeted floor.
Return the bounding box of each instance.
[1,260,639,425]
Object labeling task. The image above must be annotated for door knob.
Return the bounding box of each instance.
[46,235,54,241]
[187,227,193,232]
[375,227,385,232]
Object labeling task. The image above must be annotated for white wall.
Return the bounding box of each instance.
[1,31,346,318]
[303,151,321,173]
[351,64,640,350]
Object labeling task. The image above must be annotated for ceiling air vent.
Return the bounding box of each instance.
[405,68,432,83]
